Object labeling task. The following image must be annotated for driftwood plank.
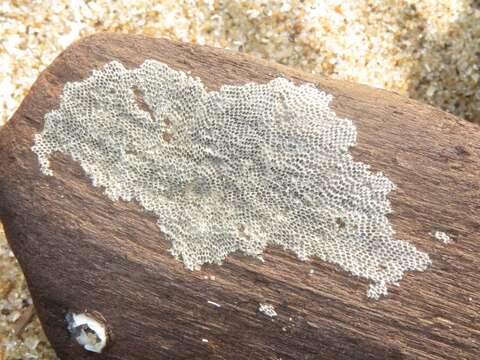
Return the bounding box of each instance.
[0,33,479,359]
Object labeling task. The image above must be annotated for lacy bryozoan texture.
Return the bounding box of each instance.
[32,60,431,299]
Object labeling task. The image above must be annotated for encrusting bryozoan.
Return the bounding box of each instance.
[32,60,432,299]
[433,231,453,244]
[258,304,277,318]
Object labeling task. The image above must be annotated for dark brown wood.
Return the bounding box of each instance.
[0,32,479,360]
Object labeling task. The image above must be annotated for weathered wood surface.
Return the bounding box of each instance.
[0,33,479,360]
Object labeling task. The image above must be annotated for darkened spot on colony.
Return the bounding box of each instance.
[163,131,173,143]
[336,217,346,229]
[132,86,156,121]
[377,264,387,272]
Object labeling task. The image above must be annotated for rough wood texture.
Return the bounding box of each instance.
[0,33,479,360]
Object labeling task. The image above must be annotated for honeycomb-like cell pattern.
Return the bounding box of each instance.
[258,304,277,318]
[433,231,453,244]
[32,60,432,299]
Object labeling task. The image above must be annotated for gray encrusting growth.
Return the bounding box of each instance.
[433,231,453,244]
[32,60,432,299]
[258,303,277,318]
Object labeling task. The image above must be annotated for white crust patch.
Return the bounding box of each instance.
[433,231,453,244]
[32,60,432,299]
[258,303,277,317]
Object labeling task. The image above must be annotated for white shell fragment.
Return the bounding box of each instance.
[433,231,454,244]
[207,300,221,308]
[258,303,277,318]
[65,312,107,353]
[32,60,432,299]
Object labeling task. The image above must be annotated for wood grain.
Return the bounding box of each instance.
[0,33,479,360]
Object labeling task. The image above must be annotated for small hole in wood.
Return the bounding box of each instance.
[66,311,109,353]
